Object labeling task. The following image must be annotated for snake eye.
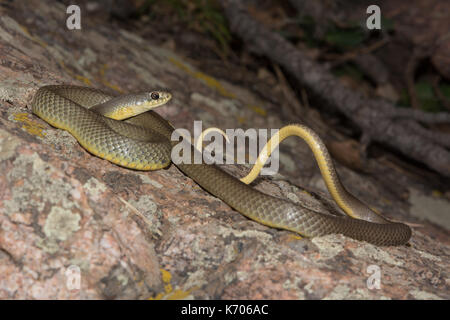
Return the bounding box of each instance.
[151,92,160,100]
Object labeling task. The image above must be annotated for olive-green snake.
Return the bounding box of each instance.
[31,85,411,246]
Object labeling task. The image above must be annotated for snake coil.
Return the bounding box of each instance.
[32,85,411,246]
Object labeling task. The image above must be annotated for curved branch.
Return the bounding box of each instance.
[401,121,450,148]
[387,107,450,124]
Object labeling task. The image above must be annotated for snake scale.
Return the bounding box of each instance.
[32,85,411,246]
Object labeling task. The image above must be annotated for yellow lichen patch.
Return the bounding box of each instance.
[149,268,196,300]
[19,25,48,48]
[150,292,165,300]
[432,190,443,197]
[169,57,235,98]
[14,113,46,138]
[56,60,92,86]
[160,269,173,283]
[98,64,124,93]
[247,105,267,116]
[168,57,191,74]
[74,74,93,86]
[237,116,246,124]
[195,72,235,98]
[165,288,195,300]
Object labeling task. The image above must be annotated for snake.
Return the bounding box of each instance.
[31,85,411,246]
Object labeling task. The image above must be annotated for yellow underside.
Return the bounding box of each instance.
[239,124,358,219]
[39,111,168,171]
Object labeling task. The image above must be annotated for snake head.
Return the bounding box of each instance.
[147,90,172,107]
[90,90,172,120]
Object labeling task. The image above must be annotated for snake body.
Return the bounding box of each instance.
[32,85,411,246]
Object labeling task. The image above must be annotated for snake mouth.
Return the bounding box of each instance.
[148,91,172,107]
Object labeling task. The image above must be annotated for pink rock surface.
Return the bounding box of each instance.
[0,0,448,299]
